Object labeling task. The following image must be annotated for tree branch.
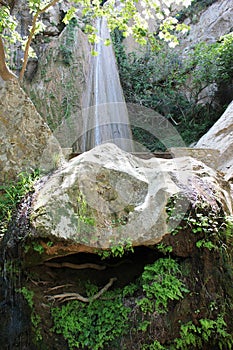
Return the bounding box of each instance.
[19,0,60,81]
[0,35,17,80]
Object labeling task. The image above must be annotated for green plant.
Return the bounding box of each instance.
[97,238,134,259]
[122,282,139,297]
[19,286,34,308]
[18,286,42,343]
[137,258,189,314]
[32,242,45,254]
[59,18,78,66]
[157,243,173,255]
[113,30,232,147]
[51,284,130,350]
[142,340,167,350]
[76,192,95,227]
[166,194,228,251]
[0,170,40,235]
[172,315,233,350]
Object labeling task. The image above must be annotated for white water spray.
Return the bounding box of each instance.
[81,17,133,152]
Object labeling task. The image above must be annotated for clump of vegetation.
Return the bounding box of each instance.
[137,257,189,314]
[171,315,233,350]
[176,0,218,23]
[59,18,78,66]
[0,170,39,235]
[166,192,231,252]
[51,283,130,350]
[113,31,233,148]
[18,287,42,343]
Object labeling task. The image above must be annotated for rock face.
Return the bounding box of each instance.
[179,0,233,50]
[28,143,232,262]
[0,79,64,184]
[195,101,233,181]
[24,20,91,136]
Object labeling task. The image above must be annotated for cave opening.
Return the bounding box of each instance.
[26,246,165,292]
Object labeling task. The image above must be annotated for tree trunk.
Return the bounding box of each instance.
[0,36,17,81]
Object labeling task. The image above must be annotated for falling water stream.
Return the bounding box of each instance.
[80,17,134,152]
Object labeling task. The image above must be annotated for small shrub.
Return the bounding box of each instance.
[137,257,189,314]
[172,315,233,350]
[51,287,130,350]
[0,170,39,235]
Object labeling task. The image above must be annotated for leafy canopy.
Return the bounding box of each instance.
[1,0,192,47]
[0,0,192,80]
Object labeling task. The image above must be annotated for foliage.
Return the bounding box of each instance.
[51,285,130,350]
[137,257,189,314]
[0,0,192,80]
[184,33,233,94]
[32,242,45,254]
[171,315,233,350]
[0,170,39,235]
[113,31,233,147]
[18,286,43,342]
[20,286,34,308]
[177,0,218,23]
[166,193,230,251]
[141,314,233,349]
[76,192,95,226]
[59,18,78,66]
[142,340,167,350]
[97,238,134,259]
[0,6,20,43]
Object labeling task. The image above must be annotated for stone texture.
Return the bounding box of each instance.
[169,147,220,170]
[195,101,233,181]
[0,79,64,184]
[179,0,233,50]
[23,21,91,140]
[29,143,232,260]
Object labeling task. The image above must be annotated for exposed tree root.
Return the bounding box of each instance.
[47,277,117,303]
[44,261,106,270]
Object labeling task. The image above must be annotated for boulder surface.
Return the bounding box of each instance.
[195,101,233,180]
[29,143,232,261]
[0,80,64,184]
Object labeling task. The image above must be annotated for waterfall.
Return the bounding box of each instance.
[80,17,133,152]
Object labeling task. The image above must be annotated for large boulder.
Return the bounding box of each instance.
[0,79,64,184]
[195,101,233,181]
[28,143,232,262]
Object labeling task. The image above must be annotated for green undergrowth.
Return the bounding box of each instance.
[51,294,130,350]
[137,257,189,314]
[50,256,189,349]
[142,314,233,350]
[49,247,233,349]
[19,286,42,343]
[0,170,40,235]
[113,30,233,148]
[171,315,233,350]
